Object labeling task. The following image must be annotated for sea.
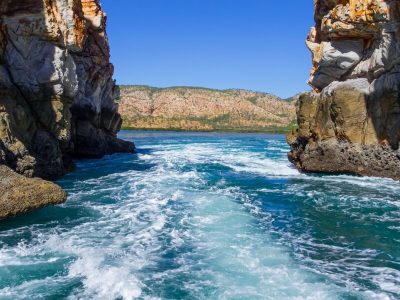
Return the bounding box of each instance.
[0,131,399,300]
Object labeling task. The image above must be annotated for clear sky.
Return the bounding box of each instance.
[101,0,314,98]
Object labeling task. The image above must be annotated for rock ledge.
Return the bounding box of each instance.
[0,165,66,219]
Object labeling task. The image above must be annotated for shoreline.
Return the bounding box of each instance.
[121,127,295,134]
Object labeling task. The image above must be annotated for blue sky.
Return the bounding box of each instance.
[101,1,314,98]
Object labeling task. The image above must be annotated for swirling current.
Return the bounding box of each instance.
[0,131,399,299]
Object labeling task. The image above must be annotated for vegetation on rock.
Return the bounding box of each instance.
[119,85,297,133]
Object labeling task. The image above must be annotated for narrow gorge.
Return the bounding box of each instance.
[288,0,400,179]
[0,0,134,217]
[1,2,400,298]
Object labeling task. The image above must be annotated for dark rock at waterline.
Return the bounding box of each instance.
[288,138,400,180]
[71,118,136,159]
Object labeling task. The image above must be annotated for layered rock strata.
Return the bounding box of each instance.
[288,0,400,179]
[0,0,134,217]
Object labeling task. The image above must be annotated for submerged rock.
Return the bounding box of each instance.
[0,165,66,219]
[288,0,400,180]
[0,0,134,217]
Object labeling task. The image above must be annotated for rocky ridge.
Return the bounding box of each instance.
[288,0,400,179]
[0,0,134,217]
[119,86,296,132]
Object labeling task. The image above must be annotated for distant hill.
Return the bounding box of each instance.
[118,85,297,132]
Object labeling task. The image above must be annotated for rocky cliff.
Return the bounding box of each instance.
[0,0,134,217]
[119,86,296,132]
[288,0,400,179]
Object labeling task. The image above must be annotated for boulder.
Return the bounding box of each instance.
[0,165,66,219]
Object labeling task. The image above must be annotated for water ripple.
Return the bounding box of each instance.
[0,131,399,300]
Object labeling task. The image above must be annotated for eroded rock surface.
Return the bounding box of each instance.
[288,0,400,179]
[0,165,66,219]
[0,0,134,179]
[0,0,134,217]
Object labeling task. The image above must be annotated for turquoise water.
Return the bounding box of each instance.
[0,131,399,299]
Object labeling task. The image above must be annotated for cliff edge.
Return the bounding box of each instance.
[0,0,135,217]
[288,0,400,179]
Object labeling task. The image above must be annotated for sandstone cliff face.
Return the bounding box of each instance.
[0,0,134,181]
[0,0,134,217]
[119,86,296,132]
[288,0,400,179]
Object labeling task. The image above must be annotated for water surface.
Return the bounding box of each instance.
[0,131,399,299]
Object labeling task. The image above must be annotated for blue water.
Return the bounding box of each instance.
[0,131,399,299]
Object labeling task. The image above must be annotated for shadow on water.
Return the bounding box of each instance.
[0,205,100,236]
[59,152,155,185]
[136,148,154,155]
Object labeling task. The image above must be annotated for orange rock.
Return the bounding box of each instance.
[0,0,134,180]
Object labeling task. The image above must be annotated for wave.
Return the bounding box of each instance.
[1,133,399,299]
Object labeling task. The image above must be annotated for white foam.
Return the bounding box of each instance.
[1,134,398,299]
[68,251,142,300]
[152,143,300,177]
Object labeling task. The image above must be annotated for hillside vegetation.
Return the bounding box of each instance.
[118,85,297,132]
